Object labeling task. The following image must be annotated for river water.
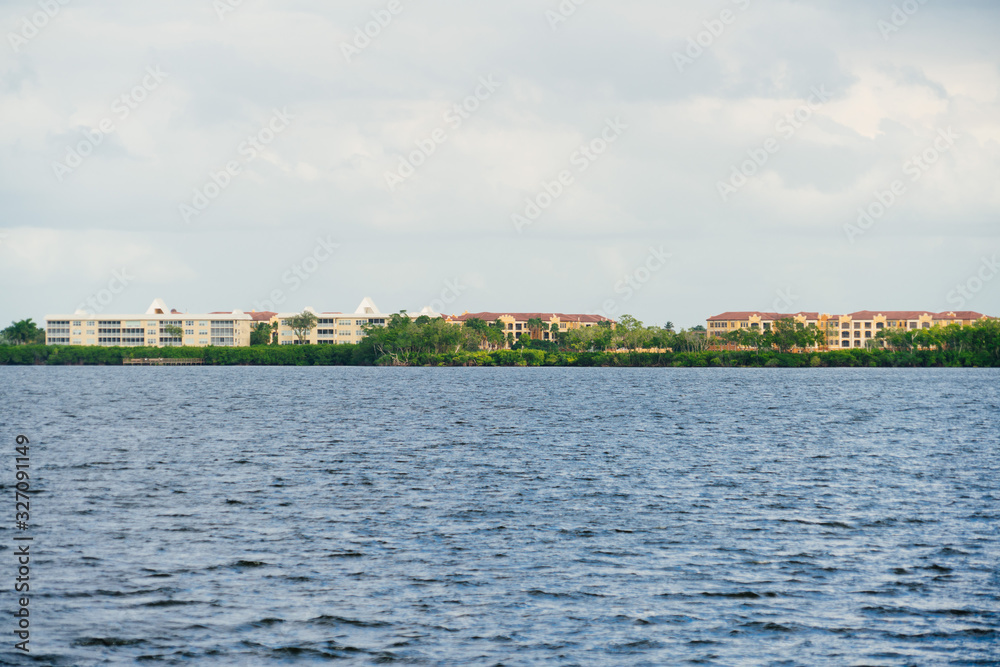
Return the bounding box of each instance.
[1,367,997,665]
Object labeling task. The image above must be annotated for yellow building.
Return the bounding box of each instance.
[450,311,614,343]
[45,298,252,348]
[270,297,388,345]
[707,310,990,350]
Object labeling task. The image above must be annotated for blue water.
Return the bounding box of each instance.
[1,367,998,665]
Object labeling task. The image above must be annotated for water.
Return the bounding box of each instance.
[1,367,997,666]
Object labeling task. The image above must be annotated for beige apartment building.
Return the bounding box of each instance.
[44,298,618,348]
[707,310,990,350]
[450,312,614,342]
[45,298,253,348]
[269,297,388,345]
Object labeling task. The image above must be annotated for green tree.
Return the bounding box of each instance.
[287,311,318,344]
[2,319,45,345]
[526,317,545,340]
[250,322,275,346]
[162,324,184,340]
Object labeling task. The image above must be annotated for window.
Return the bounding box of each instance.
[842,323,850,329]
[515,324,522,330]
[865,331,872,338]
[922,323,930,329]
[186,321,194,326]
[842,332,850,339]
[72,321,81,326]
[319,319,334,325]
[841,340,850,347]
[338,319,352,326]
[854,332,861,338]
[211,321,235,346]
[876,323,884,330]
[854,322,861,329]
[185,329,194,335]
[865,322,872,329]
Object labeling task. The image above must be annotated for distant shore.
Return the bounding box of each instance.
[1,345,998,368]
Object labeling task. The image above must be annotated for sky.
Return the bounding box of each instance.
[1,0,998,329]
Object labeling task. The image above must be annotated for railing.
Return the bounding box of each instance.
[122,358,203,366]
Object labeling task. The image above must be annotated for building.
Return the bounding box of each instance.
[270,297,388,345]
[450,312,614,343]
[707,310,990,350]
[45,298,253,348]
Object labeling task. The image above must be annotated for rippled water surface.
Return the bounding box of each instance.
[1,367,998,666]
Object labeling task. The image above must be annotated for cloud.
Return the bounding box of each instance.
[1,0,999,326]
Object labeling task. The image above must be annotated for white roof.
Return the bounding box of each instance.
[145,298,170,315]
[354,297,381,315]
[409,306,443,318]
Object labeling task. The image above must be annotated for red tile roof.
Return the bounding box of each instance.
[710,310,989,322]
[707,312,824,321]
[455,312,614,323]
[847,311,986,320]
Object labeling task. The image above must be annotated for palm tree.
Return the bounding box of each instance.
[526,317,545,340]
[2,319,44,345]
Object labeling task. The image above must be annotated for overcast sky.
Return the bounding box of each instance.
[1,0,998,329]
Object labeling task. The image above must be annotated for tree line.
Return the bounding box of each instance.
[2,315,998,367]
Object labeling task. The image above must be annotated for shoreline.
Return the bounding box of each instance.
[2,345,998,368]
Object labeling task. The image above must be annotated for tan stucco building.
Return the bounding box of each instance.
[45,298,252,348]
[707,310,990,350]
[450,312,614,342]
[269,297,388,345]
